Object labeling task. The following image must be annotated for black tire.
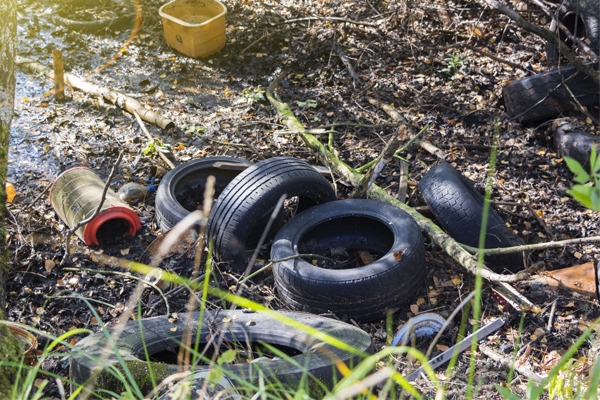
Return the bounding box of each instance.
[547,0,600,66]
[553,118,600,168]
[206,157,337,273]
[418,163,524,272]
[155,157,252,232]
[271,199,427,322]
[70,310,372,398]
[502,63,599,123]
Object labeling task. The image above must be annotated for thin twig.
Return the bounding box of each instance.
[133,110,176,169]
[490,200,554,239]
[461,235,600,255]
[351,126,407,198]
[424,42,530,72]
[229,129,265,160]
[21,181,52,212]
[333,42,363,88]
[61,151,124,266]
[270,16,378,27]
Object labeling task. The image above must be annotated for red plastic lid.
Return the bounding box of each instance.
[82,206,142,246]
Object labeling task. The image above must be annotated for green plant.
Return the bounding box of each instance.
[244,90,265,105]
[142,139,170,154]
[439,51,468,80]
[564,147,600,210]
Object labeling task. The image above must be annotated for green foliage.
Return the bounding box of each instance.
[296,99,318,108]
[186,125,205,134]
[244,89,265,105]
[564,146,600,210]
[439,51,468,80]
[142,139,170,154]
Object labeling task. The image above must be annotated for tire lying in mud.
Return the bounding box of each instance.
[271,199,427,322]
[546,0,600,66]
[553,118,600,168]
[155,157,252,232]
[502,63,599,123]
[70,310,372,398]
[418,162,524,272]
[206,157,337,273]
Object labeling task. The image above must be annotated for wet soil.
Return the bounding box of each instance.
[5,0,600,398]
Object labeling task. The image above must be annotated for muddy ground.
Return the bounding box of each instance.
[6,0,600,398]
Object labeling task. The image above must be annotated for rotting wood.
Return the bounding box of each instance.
[15,57,175,130]
[333,42,363,88]
[52,49,65,101]
[266,72,533,313]
[479,0,600,84]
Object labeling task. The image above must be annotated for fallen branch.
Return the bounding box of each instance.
[333,42,363,87]
[351,125,407,198]
[51,13,133,33]
[366,97,446,159]
[479,0,600,83]
[423,43,530,73]
[16,57,175,130]
[266,72,530,292]
[460,235,600,255]
[271,16,378,27]
[481,346,544,384]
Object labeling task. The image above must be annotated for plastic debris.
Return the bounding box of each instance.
[6,182,16,203]
[392,313,447,346]
[118,179,155,205]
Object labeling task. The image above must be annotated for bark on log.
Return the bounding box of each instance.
[266,72,532,310]
[0,1,25,397]
[15,57,175,130]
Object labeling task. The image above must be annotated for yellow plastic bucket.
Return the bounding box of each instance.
[159,0,227,58]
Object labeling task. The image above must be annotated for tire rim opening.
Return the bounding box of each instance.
[147,341,302,365]
[559,12,587,48]
[298,216,394,269]
[174,168,242,212]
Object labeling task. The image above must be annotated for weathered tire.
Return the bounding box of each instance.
[271,199,427,322]
[553,118,600,168]
[547,0,600,66]
[155,157,252,232]
[418,163,524,272]
[502,63,599,123]
[206,157,337,273]
[70,310,372,398]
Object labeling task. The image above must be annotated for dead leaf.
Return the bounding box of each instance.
[416,298,425,306]
[541,350,562,369]
[410,304,419,314]
[44,260,55,272]
[120,248,130,255]
[222,317,231,323]
[170,327,177,332]
[437,344,449,351]
[359,251,375,265]
[393,250,406,261]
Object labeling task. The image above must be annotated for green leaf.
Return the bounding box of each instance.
[207,368,224,384]
[564,156,590,183]
[592,187,600,211]
[306,99,318,108]
[593,146,600,174]
[494,385,521,400]
[591,146,597,173]
[142,143,155,154]
[296,101,307,108]
[217,349,237,365]
[568,185,597,210]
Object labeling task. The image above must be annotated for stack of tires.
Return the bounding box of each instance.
[155,156,428,322]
